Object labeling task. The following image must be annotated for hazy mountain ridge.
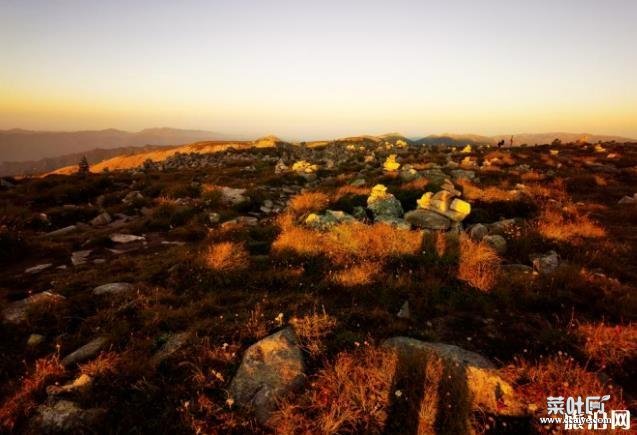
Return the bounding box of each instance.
[0,128,229,163]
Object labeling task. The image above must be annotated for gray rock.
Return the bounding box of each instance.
[483,234,507,255]
[397,301,410,319]
[228,328,305,424]
[92,282,134,296]
[618,194,637,204]
[71,250,91,266]
[90,212,112,226]
[61,336,109,367]
[382,337,526,420]
[122,190,144,205]
[367,195,403,220]
[110,233,145,243]
[151,332,191,366]
[208,212,221,225]
[469,223,488,241]
[27,333,45,347]
[220,186,248,205]
[32,400,105,433]
[530,250,559,275]
[2,292,65,325]
[405,209,451,230]
[45,225,78,237]
[501,264,535,280]
[25,263,53,274]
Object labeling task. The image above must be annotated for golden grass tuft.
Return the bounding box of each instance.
[203,241,250,272]
[288,192,330,217]
[331,262,380,287]
[273,221,423,265]
[457,235,501,291]
[290,308,337,357]
[578,323,637,368]
[272,346,397,434]
[502,355,628,422]
[537,204,605,241]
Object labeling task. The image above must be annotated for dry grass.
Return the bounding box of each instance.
[272,346,397,434]
[273,221,423,265]
[457,235,501,291]
[578,323,637,368]
[288,192,330,218]
[537,204,605,242]
[0,355,65,432]
[290,308,337,357]
[202,241,250,272]
[330,262,380,287]
[502,355,628,423]
[79,351,122,378]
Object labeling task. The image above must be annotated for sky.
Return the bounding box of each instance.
[1,0,636,139]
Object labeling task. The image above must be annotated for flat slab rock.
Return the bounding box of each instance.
[382,337,526,417]
[61,336,109,367]
[92,282,134,296]
[110,233,145,244]
[228,327,305,424]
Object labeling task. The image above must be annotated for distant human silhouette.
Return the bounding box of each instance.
[497,139,505,149]
[78,155,90,175]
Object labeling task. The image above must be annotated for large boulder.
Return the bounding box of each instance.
[483,234,507,255]
[92,282,134,296]
[405,209,451,230]
[228,328,305,424]
[367,185,404,220]
[382,337,526,430]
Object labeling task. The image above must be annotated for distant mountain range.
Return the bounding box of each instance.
[0,128,229,163]
[0,128,634,177]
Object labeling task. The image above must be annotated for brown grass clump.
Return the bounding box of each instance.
[0,355,65,432]
[457,235,501,291]
[502,355,627,423]
[537,204,605,242]
[331,262,379,287]
[288,192,330,217]
[290,308,337,357]
[334,185,369,201]
[273,221,423,265]
[272,346,397,434]
[79,351,122,378]
[203,241,250,272]
[578,323,637,368]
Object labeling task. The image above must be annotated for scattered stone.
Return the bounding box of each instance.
[92,282,134,296]
[208,212,221,225]
[32,400,106,433]
[530,250,559,275]
[27,333,45,347]
[2,292,65,325]
[469,223,488,241]
[47,374,94,397]
[151,331,191,366]
[367,184,403,220]
[90,212,112,226]
[46,225,78,237]
[71,250,91,266]
[221,216,259,227]
[397,301,410,319]
[110,233,145,243]
[228,328,305,424]
[305,210,355,230]
[618,193,637,204]
[220,186,248,205]
[350,178,366,187]
[25,263,53,274]
[483,234,507,255]
[122,190,144,205]
[405,209,451,230]
[61,336,109,367]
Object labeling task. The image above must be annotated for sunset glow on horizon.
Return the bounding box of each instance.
[1,0,636,139]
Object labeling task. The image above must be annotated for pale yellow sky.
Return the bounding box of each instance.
[1,0,636,139]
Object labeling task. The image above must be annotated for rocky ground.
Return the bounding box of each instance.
[1,138,636,433]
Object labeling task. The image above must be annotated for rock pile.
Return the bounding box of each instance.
[405,180,471,230]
